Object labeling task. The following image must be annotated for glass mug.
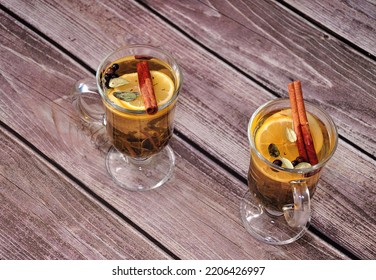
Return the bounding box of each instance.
[240,99,338,245]
[71,45,183,191]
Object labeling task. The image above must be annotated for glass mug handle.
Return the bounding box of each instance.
[283,180,311,228]
[71,78,105,124]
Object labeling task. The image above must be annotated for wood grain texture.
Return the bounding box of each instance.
[0,0,271,181]
[0,128,171,260]
[283,0,376,57]
[141,0,376,157]
[1,0,375,259]
[0,10,349,259]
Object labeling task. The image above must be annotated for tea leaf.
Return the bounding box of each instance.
[113,91,139,102]
[280,157,294,169]
[109,77,130,88]
[285,127,297,142]
[268,143,280,157]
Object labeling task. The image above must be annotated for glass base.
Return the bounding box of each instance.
[106,145,175,191]
[240,190,309,245]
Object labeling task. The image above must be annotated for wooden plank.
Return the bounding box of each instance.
[283,0,376,57]
[0,1,263,181]
[0,128,171,260]
[0,11,348,259]
[139,0,376,157]
[2,0,376,159]
[0,128,348,260]
[1,0,375,259]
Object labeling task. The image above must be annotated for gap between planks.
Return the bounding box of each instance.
[275,0,376,62]
[0,3,363,259]
[0,120,358,259]
[2,1,374,163]
[133,0,376,163]
[0,120,180,260]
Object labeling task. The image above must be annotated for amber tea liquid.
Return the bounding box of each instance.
[248,107,334,212]
[102,56,177,158]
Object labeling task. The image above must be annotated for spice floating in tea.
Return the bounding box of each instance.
[288,82,308,162]
[295,162,312,169]
[280,157,294,169]
[288,80,319,165]
[285,127,297,142]
[137,61,158,115]
[109,77,129,88]
[268,143,280,157]
[104,63,121,88]
[113,91,139,102]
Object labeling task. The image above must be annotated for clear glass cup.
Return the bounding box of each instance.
[240,99,338,244]
[71,45,183,191]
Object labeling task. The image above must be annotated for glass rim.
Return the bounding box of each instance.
[95,44,183,115]
[247,98,338,174]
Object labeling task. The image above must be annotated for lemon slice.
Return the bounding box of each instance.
[108,71,175,111]
[254,109,323,162]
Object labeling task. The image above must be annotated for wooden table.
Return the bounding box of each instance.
[1,0,375,260]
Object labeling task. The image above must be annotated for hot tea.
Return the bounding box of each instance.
[101,56,177,158]
[248,108,330,211]
[241,81,338,244]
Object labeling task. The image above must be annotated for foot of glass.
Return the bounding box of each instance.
[106,145,175,191]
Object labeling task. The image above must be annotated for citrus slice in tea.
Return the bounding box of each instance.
[254,109,323,163]
[108,70,175,110]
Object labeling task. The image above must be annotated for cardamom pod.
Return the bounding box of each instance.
[109,77,130,88]
[286,127,297,142]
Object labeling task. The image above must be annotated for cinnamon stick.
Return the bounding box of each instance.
[288,82,308,162]
[137,61,158,115]
[293,81,319,165]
